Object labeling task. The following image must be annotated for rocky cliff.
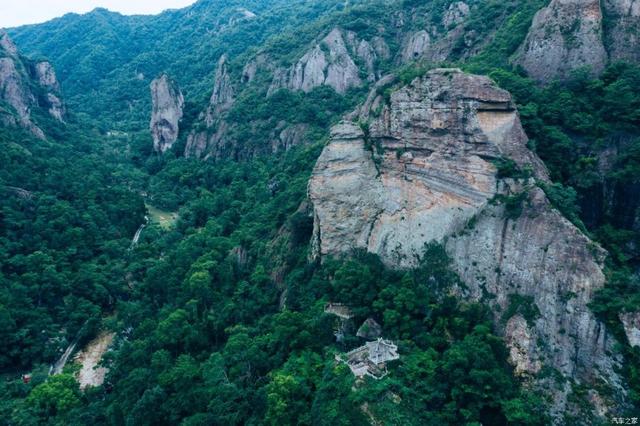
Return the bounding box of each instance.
[185,55,234,159]
[268,28,387,95]
[605,0,640,63]
[33,61,65,122]
[149,74,184,153]
[516,0,640,82]
[0,31,64,138]
[309,69,625,416]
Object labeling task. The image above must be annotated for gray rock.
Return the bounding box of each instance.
[505,315,541,376]
[443,2,470,28]
[0,32,62,136]
[401,31,432,62]
[0,58,32,121]
[269,28,363,94]
[185,55,236,159]
[620,312,640,347]
[206,55,234,123]
[515,0,608,82]
[309,68,625,415]
[33,61,60,91]
[33,62,64,121]
[149,74,184,153]
[271,122,309,153]
[0,56,44,138]
[357,318,382,340]
[0,30,18,55]
[604,0,640,63]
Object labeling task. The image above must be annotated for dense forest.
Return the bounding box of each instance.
[1,0,639,424]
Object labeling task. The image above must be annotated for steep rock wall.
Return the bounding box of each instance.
[516,0,640,82]
[0,31,65,138]
[268,28,386,95]
[149,74,184,153]
[309,68,625,416]
[515,0,608,82]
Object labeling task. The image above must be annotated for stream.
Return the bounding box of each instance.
[130,215,149,249]
[49,336,80,375]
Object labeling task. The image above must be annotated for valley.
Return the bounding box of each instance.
[0,0,639,424]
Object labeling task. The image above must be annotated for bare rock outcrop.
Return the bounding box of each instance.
[443,2,470,28]
[205,55,234,123]
[269,28,370,95]
[74,331,115,390]
[0,31,64,137]
[515,0,608,82]
[0,31,18,55]
[149,74,184,153]
[33,61,65,121]
[398,2,472,64]
[270,122,309,153]
[516,0,640,82]
[185,55,235,159]
[505,315,541,376]
[309,68,625,415]
[620,311,640,347]
[401,31,432,63]
[604,0,640,63]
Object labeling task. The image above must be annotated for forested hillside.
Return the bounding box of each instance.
[1,0,639,424]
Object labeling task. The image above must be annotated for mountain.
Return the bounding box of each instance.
[1,0,640,424]
[515,0,640,82]
[0,30,64,138]
[309,68,623,415]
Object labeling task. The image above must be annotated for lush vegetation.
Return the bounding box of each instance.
[1,0,640,423]
[0,121,145,373]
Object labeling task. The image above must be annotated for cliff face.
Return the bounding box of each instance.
[185,56,234,159]
[516,0,640,82]
[309,69,625,416]
[0,31,64,138]
[149,74,184,153]
[605,0,640,63]
[33,61,65,122]
[268,28,386,95]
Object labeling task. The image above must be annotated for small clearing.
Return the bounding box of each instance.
[74,331,115,389]
[146,203,179,230]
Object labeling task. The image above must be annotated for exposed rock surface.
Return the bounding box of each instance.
[604,0,640,63]
[443,2,470,28]
[516,0,640,81]
[185,55,235,159]
[0,31,64,137]
[515,0,608,82]
[33,61,64,121]
[620,311,640,347]
[309,68,624,414]
[74,331,115,390]
[33,61,60,91]
[270,122,309,153]
[397,2,473,64]
[505,315,541,376]
[401,31,432,62]
[357,318,382,340]
[149,74,184,153]
[204,55,234,124]
[0,31,18,55]
[269,28,378,94]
